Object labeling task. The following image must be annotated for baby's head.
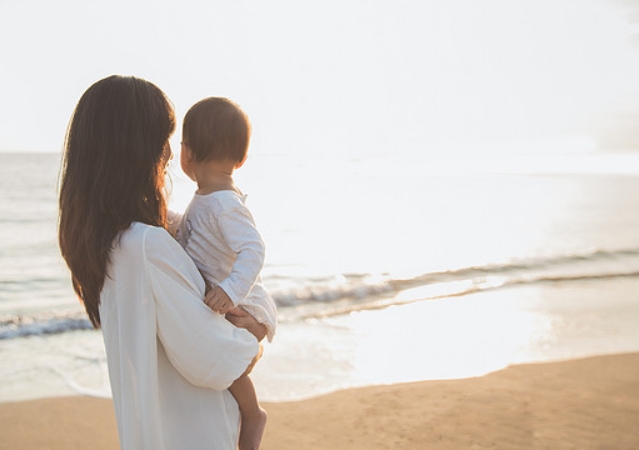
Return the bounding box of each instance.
[182,97,251,165]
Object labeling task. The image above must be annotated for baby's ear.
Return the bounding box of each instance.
[235,155,247,169]
[181,142,194,161]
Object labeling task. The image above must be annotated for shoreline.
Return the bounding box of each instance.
[2,353,638,450]
[4,277,639,407]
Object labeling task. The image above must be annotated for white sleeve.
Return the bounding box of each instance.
[144,227,259,390]
[216,204,265,306]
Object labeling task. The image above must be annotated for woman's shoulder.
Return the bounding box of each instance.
[117,222,175,255]
[120,221,166,241]
[116,223,199,280]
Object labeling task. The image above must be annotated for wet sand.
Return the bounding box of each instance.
[2,353,638,450]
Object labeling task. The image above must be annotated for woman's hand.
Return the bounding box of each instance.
[225,307,268,342]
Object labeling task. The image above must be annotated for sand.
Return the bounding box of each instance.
[2,353,639,450]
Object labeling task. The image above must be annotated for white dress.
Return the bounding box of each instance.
[100,222,259,450]
[172,191,277,341]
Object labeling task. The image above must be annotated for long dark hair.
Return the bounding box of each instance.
[58,75,175,328]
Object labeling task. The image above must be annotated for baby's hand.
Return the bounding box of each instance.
[204,286,234,315]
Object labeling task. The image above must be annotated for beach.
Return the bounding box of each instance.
[4,261,639,450]
[2,155,639,448]
[3,0,639,447]
[2,352,638,450]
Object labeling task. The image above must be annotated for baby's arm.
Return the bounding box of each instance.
[204,195,274,338]
[216,203,266,306]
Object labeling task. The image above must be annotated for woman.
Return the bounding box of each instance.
[59,75,264,449]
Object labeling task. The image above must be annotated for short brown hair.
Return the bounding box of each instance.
[182,97,251,163]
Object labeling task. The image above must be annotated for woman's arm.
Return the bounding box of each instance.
[144,226,259,391]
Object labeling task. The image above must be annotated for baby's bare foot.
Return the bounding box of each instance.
[239,407,267,450]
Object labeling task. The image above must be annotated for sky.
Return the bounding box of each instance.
[1,0,639,159]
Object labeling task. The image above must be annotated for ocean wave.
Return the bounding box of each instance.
[273,247,639,306]
[0,312,93,340]
[3,247,639,339]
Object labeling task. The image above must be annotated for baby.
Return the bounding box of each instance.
[172,97,277,450]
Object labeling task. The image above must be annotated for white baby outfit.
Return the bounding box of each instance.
[172,190,277,341]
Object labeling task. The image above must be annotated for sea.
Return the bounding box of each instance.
[1,147,639,403]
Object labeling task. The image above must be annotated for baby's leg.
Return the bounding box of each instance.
[230,375,267,450]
